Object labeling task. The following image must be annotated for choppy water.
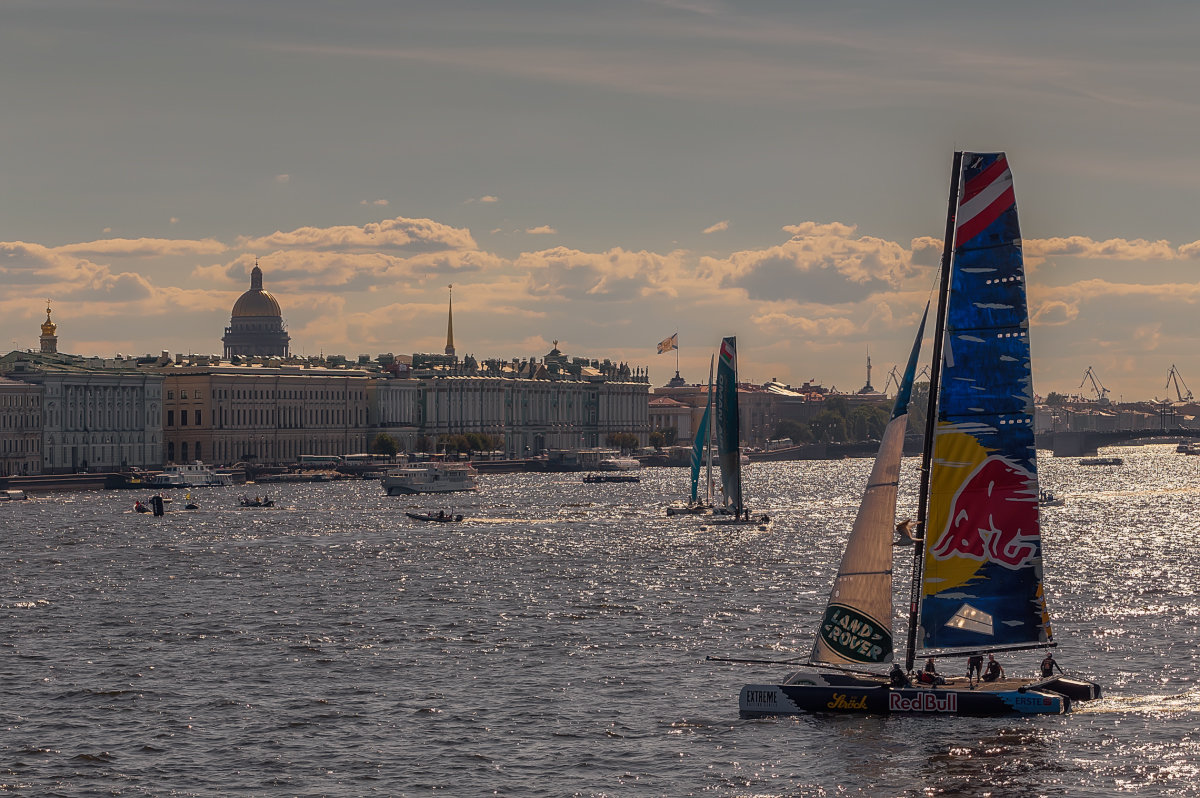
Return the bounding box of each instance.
[4,445,1200,796]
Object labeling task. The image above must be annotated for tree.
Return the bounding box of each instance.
[416,435,433,453]
[810,409,847,443]
[371,432,399,457]
[1045,392,1067,407]
[605,432,640,453]
[773,419,814,444]
[649,431,666,450]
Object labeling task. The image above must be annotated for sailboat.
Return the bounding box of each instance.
[667,355,715,516]
[735,152,1101,716]
[711,336,769,526]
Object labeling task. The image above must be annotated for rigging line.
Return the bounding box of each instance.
[835,569,893,577]
[864,480,899,489]
[905,150,963,674]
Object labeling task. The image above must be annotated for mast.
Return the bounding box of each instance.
[706,354,715,505]
[904,151,963,673]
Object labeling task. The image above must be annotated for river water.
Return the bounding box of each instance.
[3,445,1199,797]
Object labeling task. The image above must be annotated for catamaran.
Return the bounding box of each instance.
[711,336,769,526]
[667,355,715,516]
[734,151,1101,716]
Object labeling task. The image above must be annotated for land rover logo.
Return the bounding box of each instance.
[818,604,891,663]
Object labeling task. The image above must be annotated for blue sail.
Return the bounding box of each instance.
[918,152,1051,654]
[715,337,742,514]
[690,357,714,504]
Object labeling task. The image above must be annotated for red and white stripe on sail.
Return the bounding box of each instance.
[719,337,736,369]
[956,155,1014,245]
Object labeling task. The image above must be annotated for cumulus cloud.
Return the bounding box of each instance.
[55,237,227,258]
[705,221,920,305]
[703,220,729,234]
[275,174,290,183]
[525,225,557,235]
[239,216,477,253]
[360,199,389,206]
[1026,236,1178,261]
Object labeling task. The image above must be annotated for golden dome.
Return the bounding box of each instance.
[41,304,57,336]
[231,265,283,318]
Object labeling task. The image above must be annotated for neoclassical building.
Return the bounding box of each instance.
[0,376,42,476]
[372,345,651,456]
[222,264,290,358]
[161,361,371,465]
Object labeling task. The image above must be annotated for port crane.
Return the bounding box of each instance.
[1166,364,1194,402]
[1079,366,1110,404]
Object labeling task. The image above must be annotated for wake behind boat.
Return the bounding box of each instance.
[733,152,1100,717]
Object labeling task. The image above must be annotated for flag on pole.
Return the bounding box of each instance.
[657,333,678,354]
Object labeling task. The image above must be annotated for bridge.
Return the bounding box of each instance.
[1039,427,1200,457]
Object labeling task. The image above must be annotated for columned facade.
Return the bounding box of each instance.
[162,365,371,465]
[0,377,43,475]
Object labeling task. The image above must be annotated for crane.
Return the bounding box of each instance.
[883,365,902,396]
[1079,366,1110,404]
[1166,364,1194,402]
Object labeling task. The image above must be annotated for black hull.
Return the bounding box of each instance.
[739,676,1099,717]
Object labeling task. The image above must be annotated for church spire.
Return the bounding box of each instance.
[444,284,456,357]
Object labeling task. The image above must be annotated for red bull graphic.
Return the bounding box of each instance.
[931,455,1038,570]
[918,153,1050,653]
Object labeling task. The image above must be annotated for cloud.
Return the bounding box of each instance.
[707,221,920,305]
[360,199,390,206]
[275,174,290,183]
[703,220,729,234]
[54,237,227,258]
[525,225,557,235]
[1026,236,1178,261]
[238,216,477,253]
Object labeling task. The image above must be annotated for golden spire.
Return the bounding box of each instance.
[40,300,58,354]
[41,301,56,336]
[444,284,456,357]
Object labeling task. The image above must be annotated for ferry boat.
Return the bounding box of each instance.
[382,462,478,495]
[149,461,235,488]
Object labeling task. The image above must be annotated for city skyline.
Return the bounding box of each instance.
[3,2,1200,400]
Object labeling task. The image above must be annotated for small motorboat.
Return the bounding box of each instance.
[1039,490,1065,507]
[406,510,463,522]
[666,503,710,517]
[134,501,150,513]
[240,496,275,508]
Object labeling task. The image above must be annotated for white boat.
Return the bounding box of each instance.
[382,462,478,495]
[597,456,640,471]
[149,461,235,488]
[733,151,1101,717]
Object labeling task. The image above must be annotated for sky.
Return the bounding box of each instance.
[3,1,1200,401]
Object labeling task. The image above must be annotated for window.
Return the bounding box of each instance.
[167,410,174,426]
[195,410,201,426]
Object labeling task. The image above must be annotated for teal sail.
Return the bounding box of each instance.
[715,336,742,515]
[918,152,1051,655]
[690,355,714,505]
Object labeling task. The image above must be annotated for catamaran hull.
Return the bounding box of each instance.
[739,683,1068,717]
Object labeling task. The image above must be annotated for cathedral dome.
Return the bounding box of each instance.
[231,266,282,318]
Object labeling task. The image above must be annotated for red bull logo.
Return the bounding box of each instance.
[889,691,958,713]
[931,455,1039,569]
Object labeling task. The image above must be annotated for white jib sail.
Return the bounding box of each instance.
[809,411,908,667]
